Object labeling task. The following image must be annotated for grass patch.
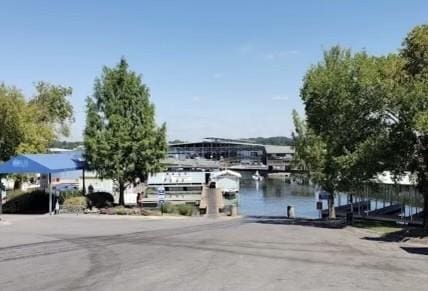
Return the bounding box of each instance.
[352,220,402,235]
[160,202,195,216]
[62,196,87,213]
[4,189,26,200]
[99,206,155,216]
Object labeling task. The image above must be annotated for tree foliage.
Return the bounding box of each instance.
[84,58,167,205]
[0,82,74,161]
[0,85,25,161]
[291,110,326,183]
[296,24,428,224]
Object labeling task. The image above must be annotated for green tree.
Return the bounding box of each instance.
[291,110,326,184]
[300,46,390,218]
[0,82,73,160]
[398,24,428,227]
[84,58,167,205]
[17,82,74,154]
[0,84,25,161]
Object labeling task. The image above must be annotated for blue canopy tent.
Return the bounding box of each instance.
[0,151,85,215]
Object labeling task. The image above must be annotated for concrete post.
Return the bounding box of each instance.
[49,173,52,216]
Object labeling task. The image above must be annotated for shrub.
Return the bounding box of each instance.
[160,203,194,216]
[3,190,49,214]
[58,190,82,204]
[63,196,87,213]
[115,206,128,215]
[176,204,194,216]
[160,202,175,214]
[86,192,114,208]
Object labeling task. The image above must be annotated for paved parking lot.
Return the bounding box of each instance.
[0,214,427,290]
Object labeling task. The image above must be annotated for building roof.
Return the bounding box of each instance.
[263,145,294,154]
[0,151,84,174]
[211,169,242,178]
[371,171,417,186]
[163,157,220,169]
[169,139,294,154]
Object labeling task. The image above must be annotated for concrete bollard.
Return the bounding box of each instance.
[287,205,295,218]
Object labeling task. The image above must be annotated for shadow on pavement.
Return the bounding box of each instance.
[362,228,428,243]
[401,246,428,256]
[246,216,347,229]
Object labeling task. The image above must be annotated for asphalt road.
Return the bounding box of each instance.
[0,214,427,291]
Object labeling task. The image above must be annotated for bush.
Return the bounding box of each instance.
[63,196,87,213]
[115,206,128,215]
[99,206,151,216]
[160,202,175,214]
[3,190,49,214]
[58,190,82,204]
[86,192,114,208]
[160,202,194,216]
[176,204,194,216]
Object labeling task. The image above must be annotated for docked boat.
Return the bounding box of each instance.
[252,171,264,181]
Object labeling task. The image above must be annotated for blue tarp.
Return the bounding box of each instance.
[0,151,84,174]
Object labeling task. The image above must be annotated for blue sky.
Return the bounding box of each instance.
[1,1,427,141]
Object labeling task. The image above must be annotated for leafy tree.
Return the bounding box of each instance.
[0,84,25,161]
[397,24,428,226]
[17,82,74,154]
[291,110,326,184]
[299,24,428,225]
[300,46,391,218]
[0,82,73,160]
[84,58,167,205]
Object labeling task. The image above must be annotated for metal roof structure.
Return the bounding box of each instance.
[163,157,220,169]
[211,169,242,178]
[371,171,417,186]
[0,151,84,174]
[169,139,294,155]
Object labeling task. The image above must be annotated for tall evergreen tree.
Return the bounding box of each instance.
[84,58,167,205]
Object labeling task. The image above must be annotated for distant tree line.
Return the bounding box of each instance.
[49,140,83,150]
[242,136,294,146]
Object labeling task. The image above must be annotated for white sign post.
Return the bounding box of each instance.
[157,186,165,204]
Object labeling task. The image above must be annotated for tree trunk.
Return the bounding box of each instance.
[118,182,125,206]
[328,193,336,219]
[417,135,428,228]
[423,190,428,229]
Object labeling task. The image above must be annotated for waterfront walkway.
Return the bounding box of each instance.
[0,214,427,290]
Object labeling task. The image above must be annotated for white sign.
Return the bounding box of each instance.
[157,186,165,202]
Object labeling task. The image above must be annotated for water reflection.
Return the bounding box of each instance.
[239,178,318,218]
[239,177,423,219]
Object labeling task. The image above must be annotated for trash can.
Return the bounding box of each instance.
[346,212,353,225]
[287,205,295,218]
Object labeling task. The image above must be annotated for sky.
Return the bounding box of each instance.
[1,0,427,142]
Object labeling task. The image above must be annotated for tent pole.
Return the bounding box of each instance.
[49,173,52,216]
[82,168,86,195]
[0,174,3,218]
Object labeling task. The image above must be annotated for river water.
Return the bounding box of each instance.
[238,176,320,218]
[238,174,423,219]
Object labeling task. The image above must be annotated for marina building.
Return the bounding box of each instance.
[168,137,295,171]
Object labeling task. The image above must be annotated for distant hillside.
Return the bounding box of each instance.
[242,136,294,146]
[50,140,83,150]
[169,139,187,144]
